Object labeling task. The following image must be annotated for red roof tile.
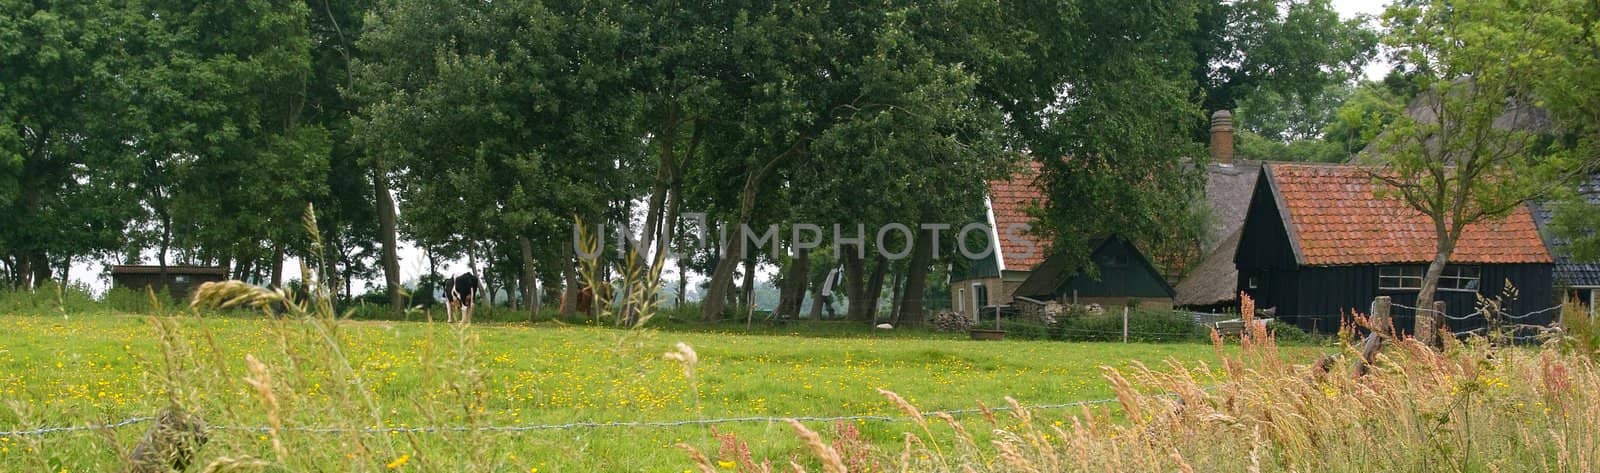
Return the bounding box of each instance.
[988,161,1049,270]
[1267,163,1552,266]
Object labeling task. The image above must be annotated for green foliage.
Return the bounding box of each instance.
[1549,189,1600,262]
[1004,309,1203,343]
[1266,318,1320,344]
[100,288,180,316]
[0,283,102,316]
[1191,0,1379,112]
[1234,73,1411,164]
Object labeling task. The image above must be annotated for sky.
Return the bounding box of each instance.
[1333,0,1394,80]
[63,0,1399,297]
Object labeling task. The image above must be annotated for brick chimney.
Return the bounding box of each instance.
[1209,109,1234,167]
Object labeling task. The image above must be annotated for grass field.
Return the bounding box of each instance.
[0,308,1283,471]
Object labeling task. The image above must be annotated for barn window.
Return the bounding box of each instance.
[1438,266,1481,292]
[1379,266,1423,291]
[1246,275,1259,289]
[972,283,989,309]
[174,275,190,284]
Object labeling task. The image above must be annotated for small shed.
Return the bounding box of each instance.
[110,265,229,301]
[1012,236,1177,309]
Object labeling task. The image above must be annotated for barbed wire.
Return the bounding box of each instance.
[1391,303,1563,322]
[0,397,1126,438]
[0,416,157,437]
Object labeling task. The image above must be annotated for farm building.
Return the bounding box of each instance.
[1174,110,1260,311]
[1010,236,1176,308]
[949,161,1175,319]
[1235,163,1557,333]
[1529,175,1600,315]
[110,265,228,301]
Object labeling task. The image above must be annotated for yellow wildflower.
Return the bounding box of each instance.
[718,460,736,469]
[386,453,411,469]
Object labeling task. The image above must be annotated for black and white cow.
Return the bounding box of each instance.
[443,272,481,324]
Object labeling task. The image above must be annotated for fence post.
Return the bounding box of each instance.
[1433,300,1448,346]
[1122,306,1129,343]
[1414,298,1435,347]
[1374,296,1391,333]
[1354,296,1390,377]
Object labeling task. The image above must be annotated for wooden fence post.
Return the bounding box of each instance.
[126,406,207,473]
[1433,300,1448,347]
[1122,306,1130,343]
[1415,298,1437,347]
[1353,296,1390,377]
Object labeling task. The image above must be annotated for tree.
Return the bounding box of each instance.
[1190,0,1379,113]
[1,1,147,288]
[355,0,641,315]
[1368,0,1600,345]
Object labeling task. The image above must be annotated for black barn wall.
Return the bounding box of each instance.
[1284,264,1556,333]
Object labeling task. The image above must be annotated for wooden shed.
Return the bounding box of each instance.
[110,265,229,301]
[1012,236,1176,309]
[1236,163,1556,333]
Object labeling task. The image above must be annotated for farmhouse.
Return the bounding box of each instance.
[949,162,1175,319]
[1236,163,1556,333]
[110,265,229,301]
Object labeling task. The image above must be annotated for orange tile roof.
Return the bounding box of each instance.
[1266,163,1552,266]
[987,160,1049,270]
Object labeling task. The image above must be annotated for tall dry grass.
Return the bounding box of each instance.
[695,296,1600,472]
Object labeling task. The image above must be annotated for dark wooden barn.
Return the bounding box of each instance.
[1236,163,1556,333]
[110,265,229,301]
[1012,236,1176,308]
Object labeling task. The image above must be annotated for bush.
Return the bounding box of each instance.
[1051,309,1202,343]
[0,282,102,316]
[1266,319,1320,344]
[101,287,181,315]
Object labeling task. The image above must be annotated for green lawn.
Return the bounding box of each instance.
[0,311,1291,471]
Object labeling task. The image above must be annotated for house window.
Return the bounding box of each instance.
[1379,266,1423,291]
[1246,275,1260,290]
[1438,266,1481,292]
[972,283,988,311]
[957,288,966,315]
[174,275,190,284]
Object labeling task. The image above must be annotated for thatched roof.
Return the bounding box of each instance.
[1173,161,1261,307]
[1175,228,1242,307]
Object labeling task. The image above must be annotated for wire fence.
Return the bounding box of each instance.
[0,397,1128,438]
[1390,302,1565,342]
[1391,303,1564,322]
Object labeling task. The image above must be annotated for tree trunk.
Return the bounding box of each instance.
[860,256,889,323]
[1413,241,1456,348]
[741,251,757,317]
[676,252,689,308]
[158,211,172,290]
[842,251,866,320]
[807,272,828,320]
[776,247,809,318]
[896,228,934,327]
[887,269,903,325]
[521,237,537,318]
[703,219,744,321]
[270,244,285,289]
[701,142,804,321]
[374,166,403,314]
[561,243,578,318]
